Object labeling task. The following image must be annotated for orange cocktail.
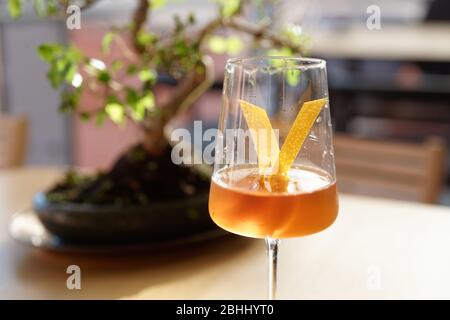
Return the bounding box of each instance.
[210,57,338,299]
[209,164,338,239]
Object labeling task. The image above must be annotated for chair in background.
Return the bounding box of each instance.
[333,134,447,204]
[0,115,28,168]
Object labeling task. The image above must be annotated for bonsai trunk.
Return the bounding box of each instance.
[141,57,214,156]
[142,120,169,156]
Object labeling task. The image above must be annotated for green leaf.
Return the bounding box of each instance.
[66,46,83,62]
[226,36,244,55]
[132,105,146,121]
[102,31,115,54]
[111,60,123,72]
[138,69,157,83]
[137,92,155,110]
[39,44,84,89]
[48,68,62,88]
[56,58,68,73]
[59,89,81,113]
[286,69,301,86]
[187,13,196,25]
[126,87,139,107]
[266,48,301,85]
[217,0,240,17]
[137,30,156,47]
[280,24,311,54]
[8,0,22,19]
[267,47,293,57]
[48,60,68,88]
[32,0,58,16]
[97,71,111,84]
[149,0,167,9]
[32,0,46,17]
[208,36,243,55]
[208,36,227,54]
[46,1,58,15]
[105,102,125,124]
[132,92,155,121]
[37,44,63,62]
[282,24,307,46]
[79,112,91,122]
[127,64,138,75]
[267,47,293,67]
[64,63,78,83]
[173,39,189,56]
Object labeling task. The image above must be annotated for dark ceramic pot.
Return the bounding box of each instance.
[33,192,217,244]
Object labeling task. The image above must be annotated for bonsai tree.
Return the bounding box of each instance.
[7,0,309,206]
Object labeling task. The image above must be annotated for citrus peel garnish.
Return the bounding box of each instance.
[276,98,327,175]
[240,98,328,191]
[240,100,280,174]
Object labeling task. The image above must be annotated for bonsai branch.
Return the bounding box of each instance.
[115,34,140,62]
[224,17,306,55]
[131,0,150,54]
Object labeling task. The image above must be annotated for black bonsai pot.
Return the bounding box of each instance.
[33,191,216,244]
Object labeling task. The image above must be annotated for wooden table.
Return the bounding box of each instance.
[1,167,450,299]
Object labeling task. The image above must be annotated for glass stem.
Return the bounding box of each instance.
[265,237,280,300]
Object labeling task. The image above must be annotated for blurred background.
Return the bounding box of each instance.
[0,0,449,204]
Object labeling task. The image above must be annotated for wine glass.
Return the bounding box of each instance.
[208,56,338,299]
